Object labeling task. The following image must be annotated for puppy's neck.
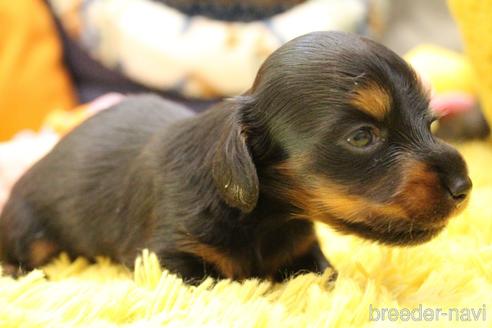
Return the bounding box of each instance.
[225,101,304,223]
[166,99,301,224]
[152,100,313,280]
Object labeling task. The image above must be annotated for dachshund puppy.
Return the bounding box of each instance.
[0,31,472,283]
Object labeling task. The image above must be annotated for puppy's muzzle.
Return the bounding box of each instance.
[424,142,472,206]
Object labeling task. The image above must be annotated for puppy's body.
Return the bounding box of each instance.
[0,96,325,281]
[0,32,471,282]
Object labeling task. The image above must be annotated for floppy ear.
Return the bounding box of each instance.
[212,113,259,213]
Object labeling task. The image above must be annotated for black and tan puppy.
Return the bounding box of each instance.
[0,32,472,283]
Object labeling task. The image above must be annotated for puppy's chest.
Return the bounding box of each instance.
[185,223,316,280]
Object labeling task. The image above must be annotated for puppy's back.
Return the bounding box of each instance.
[0,95,194,264]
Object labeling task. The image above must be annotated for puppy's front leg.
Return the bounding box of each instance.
[274,241,337,282]
[159,252,221,285]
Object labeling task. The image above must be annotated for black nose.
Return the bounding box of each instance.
[446,175,472,202]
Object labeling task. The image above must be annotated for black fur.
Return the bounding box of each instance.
[0,32,471,283]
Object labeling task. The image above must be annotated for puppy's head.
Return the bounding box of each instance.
[213,31,472,245]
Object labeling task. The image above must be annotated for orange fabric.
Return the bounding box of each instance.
[0,0,76,141]
[43,106,90,135]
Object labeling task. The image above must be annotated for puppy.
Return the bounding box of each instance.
[0,32,471,283]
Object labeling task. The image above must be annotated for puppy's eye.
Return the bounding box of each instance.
[347,127,376,148]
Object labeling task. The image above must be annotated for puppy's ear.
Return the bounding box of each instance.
[212,113,259,213]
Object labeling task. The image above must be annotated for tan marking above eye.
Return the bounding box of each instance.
[350,84,391,121]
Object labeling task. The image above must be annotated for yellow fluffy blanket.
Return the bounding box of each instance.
[0,142,491,327]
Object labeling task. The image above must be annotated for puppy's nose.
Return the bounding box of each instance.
[445,175,472,202]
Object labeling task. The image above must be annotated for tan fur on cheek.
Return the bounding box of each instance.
[350,83,391,121]
[307,184,407,223]
[392,160,446,221]
[273,159,407,224]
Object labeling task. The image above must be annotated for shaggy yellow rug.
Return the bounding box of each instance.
[0,141,491,327]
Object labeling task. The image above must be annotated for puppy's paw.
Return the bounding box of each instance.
[274,242,336,282]
[1,263,26,278]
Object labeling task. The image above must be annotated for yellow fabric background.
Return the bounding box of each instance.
[0,0,75,141]
[448,0,492,128]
